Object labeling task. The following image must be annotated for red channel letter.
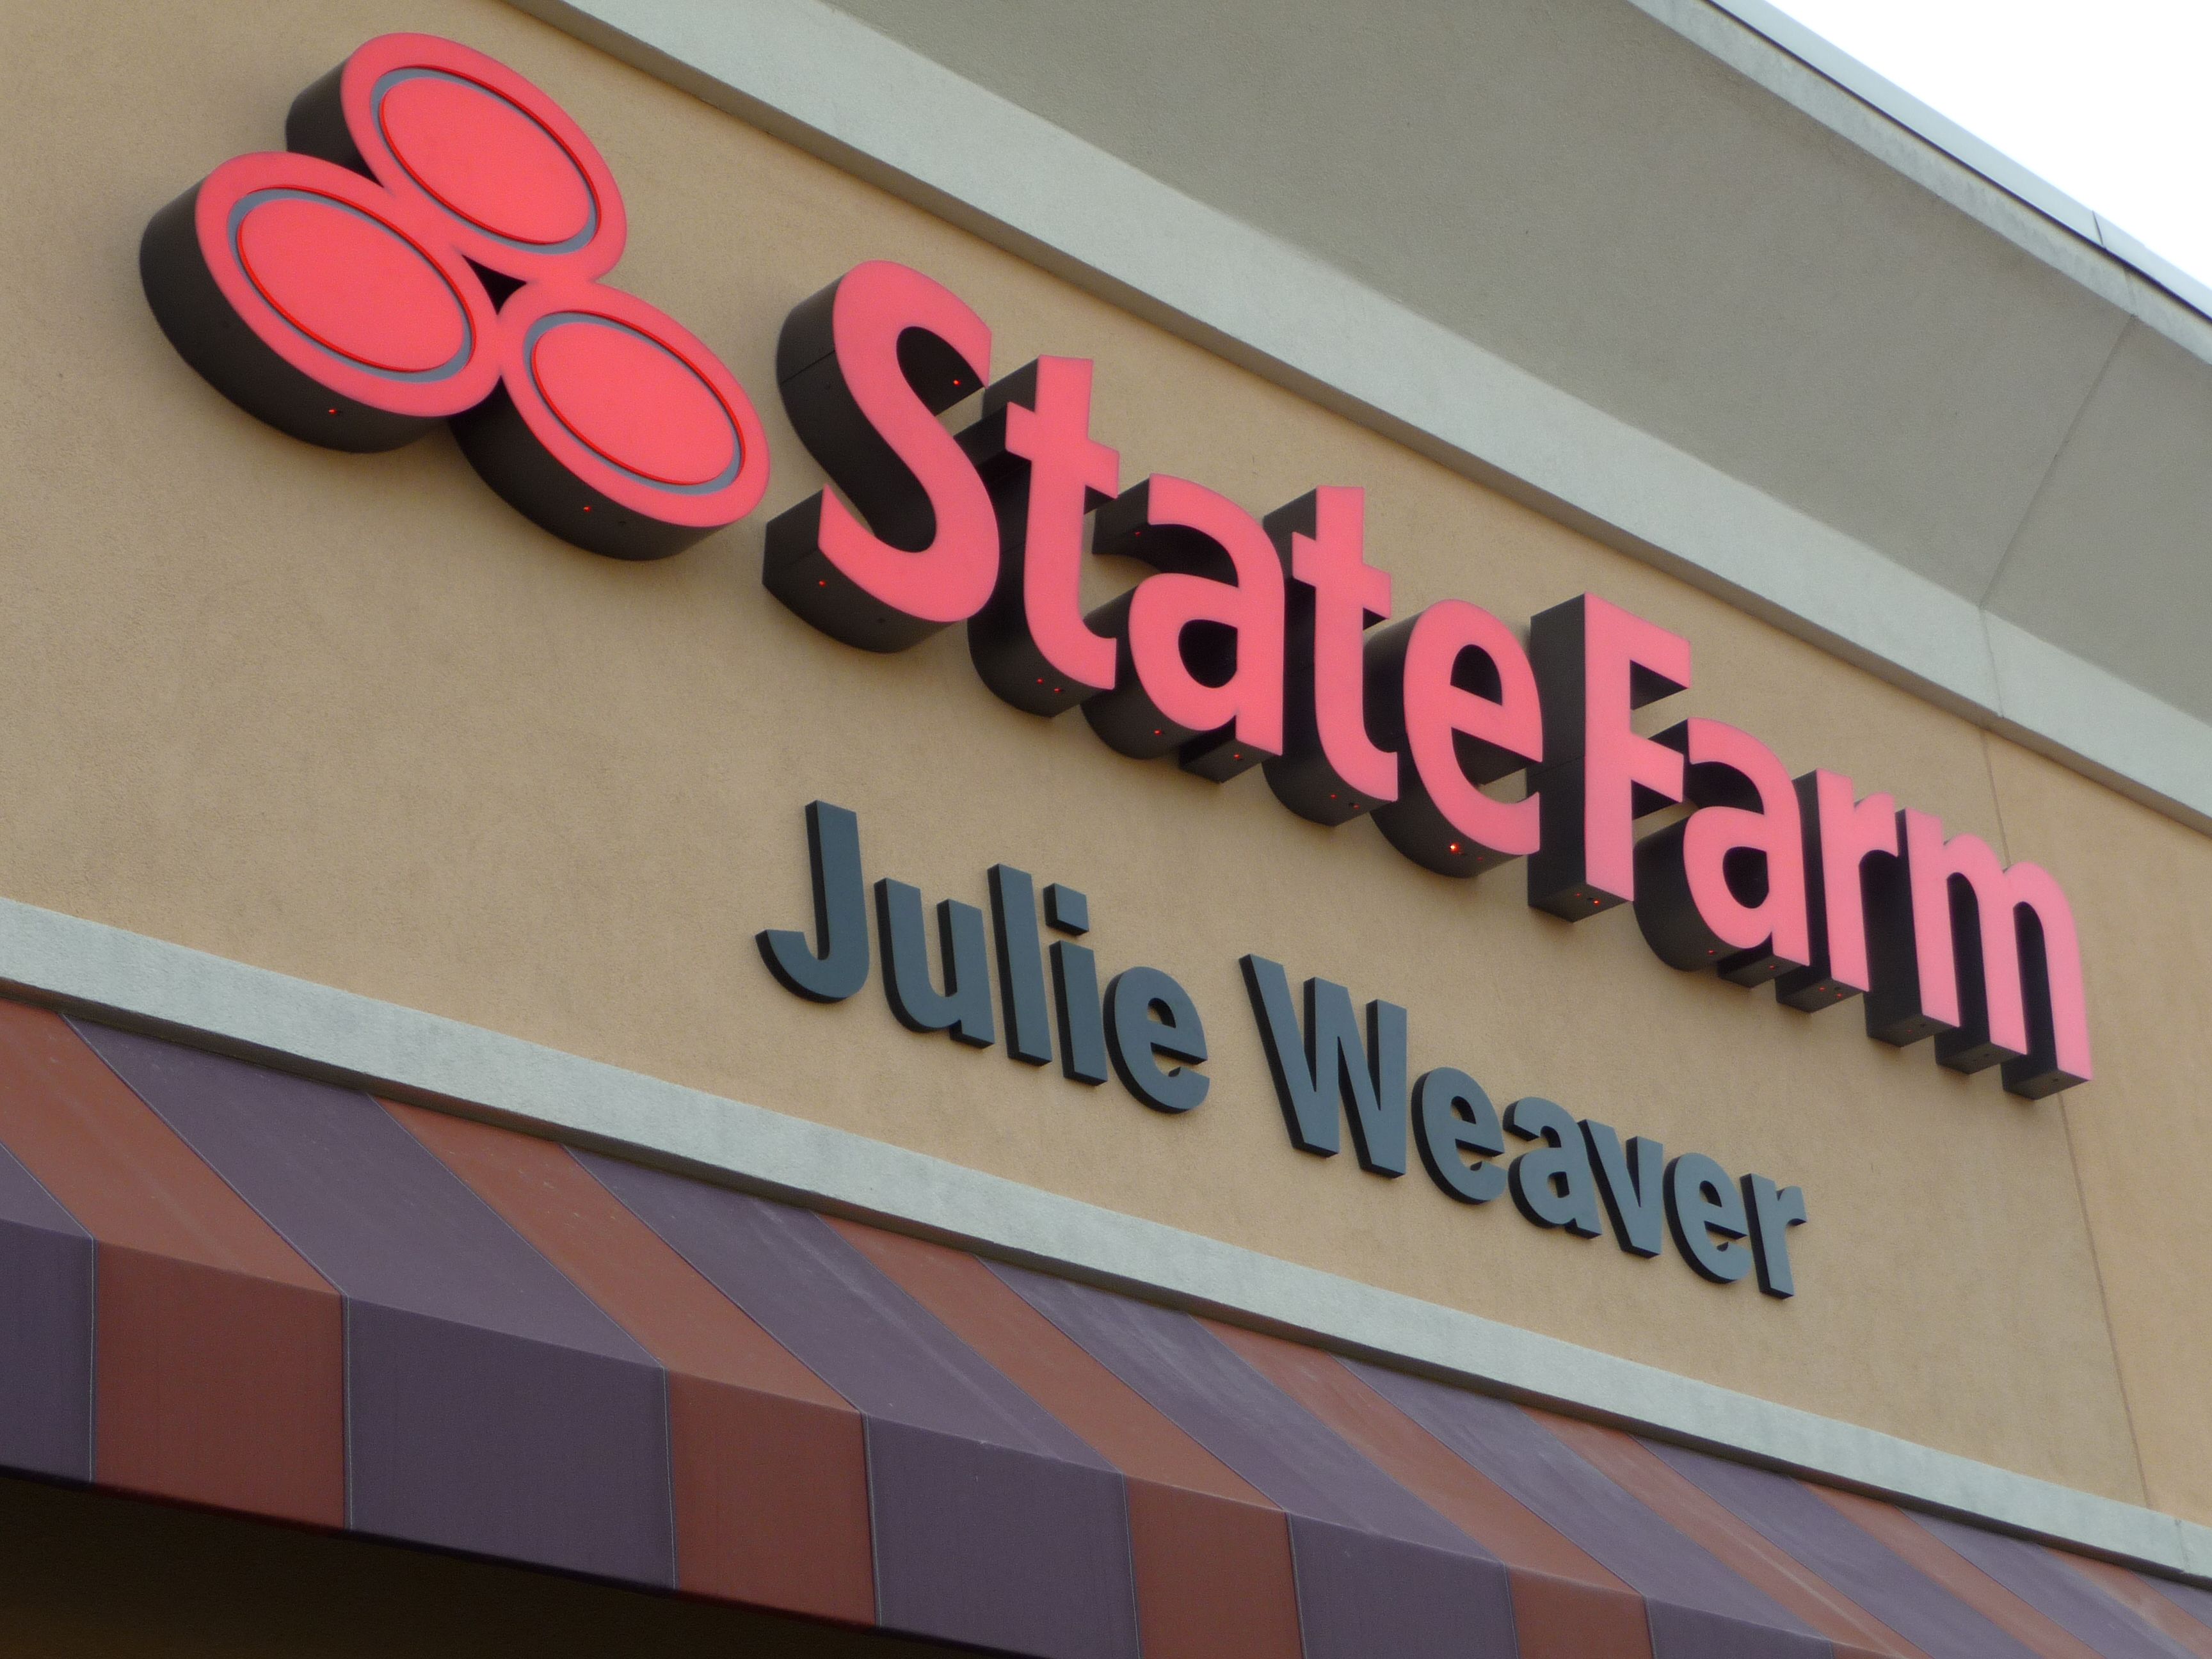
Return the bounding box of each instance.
[1865,812,2092,1096]
[1265,487,1398,824]
[1525,593,1692,918]
[1774,770,1898,1011]
[1083,477,1286,780]
[965,356,1121,714]
[765,260,998,651]
[1365,601,1543,877]
[1632,719,1809,982]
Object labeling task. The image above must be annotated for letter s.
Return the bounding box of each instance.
[764,260,997,651]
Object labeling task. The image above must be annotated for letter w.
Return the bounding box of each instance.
[1240,956,1407,1176]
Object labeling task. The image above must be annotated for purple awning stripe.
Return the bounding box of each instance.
[1283,1521,1517,1659]
[1352,1361,1830,1659]
[577,1154,1141,1659]
[993,1263,1517,1659]
[997,1265,1473,1541]
[1645,1439,2038,1658]
[0,1141,92,1482]
[0,999,2201,1659]
[1914,1516,2201,1659]
[72,1022,675,1587]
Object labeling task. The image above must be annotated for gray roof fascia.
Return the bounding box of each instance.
[1681,0,2212,359]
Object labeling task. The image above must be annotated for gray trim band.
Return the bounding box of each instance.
[4,893,2206,1585]
[504,0,2212,835]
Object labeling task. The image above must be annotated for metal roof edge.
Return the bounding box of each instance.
[1668,0,2212,351]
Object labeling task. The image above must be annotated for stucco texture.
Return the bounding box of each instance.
[0,0,2196,1520]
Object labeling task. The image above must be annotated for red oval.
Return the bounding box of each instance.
[531,319,737,486]
[379,72,593,247]
[236,195,467,374]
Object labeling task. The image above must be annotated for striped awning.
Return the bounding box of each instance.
[0,993,2205,1659]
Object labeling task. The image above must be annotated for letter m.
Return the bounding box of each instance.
[1864,809,2090,1098]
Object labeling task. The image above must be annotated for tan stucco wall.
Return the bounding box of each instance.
[1,0,2202,1519]
[1983,739,2212,1525]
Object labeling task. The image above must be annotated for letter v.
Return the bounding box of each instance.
[1582,1120,1665,1258]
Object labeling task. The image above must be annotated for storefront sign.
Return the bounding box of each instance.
[143,34,2092,1106]
[760,801,1811,1297]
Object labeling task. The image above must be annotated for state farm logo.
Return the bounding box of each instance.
[141,33,769,559]
[142,37,2094,1107]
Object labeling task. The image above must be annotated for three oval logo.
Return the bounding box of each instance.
[141,33,770,560]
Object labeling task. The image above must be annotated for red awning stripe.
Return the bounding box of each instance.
[2058,1554,2212,1659]
[0,995,2198,1659]
[0,1002,341,1522]
[387,1101,878,1622]
[826,1219,1306,1659]
[1354,1358,1838,1656]
[576,1148,1143,1659]
[69,1016,675,1587]
[993,1258,1521,1658]
[1563,1418,1934,1655]
[1919,1511,2195,1658]
[1209,1317,1660,1659]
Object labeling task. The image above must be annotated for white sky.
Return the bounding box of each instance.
[1765,0,2212,288]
